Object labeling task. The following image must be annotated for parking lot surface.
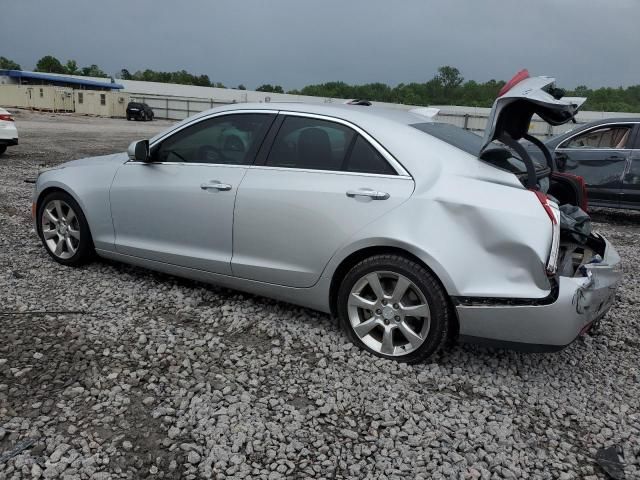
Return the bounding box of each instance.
[0,110,639,479]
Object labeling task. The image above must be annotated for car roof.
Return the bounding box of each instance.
[177,102,432,127]
[148,102,488,180]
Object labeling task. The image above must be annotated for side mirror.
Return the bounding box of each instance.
[127,140,150,162]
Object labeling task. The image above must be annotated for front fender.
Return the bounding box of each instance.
[34,158,124,251]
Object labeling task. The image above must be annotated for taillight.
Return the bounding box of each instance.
[498,69,530,97]
[532,190,560,275]
[0,114,13,122]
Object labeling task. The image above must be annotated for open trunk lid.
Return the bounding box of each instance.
[481,70,586,189]
[482,71,586,152]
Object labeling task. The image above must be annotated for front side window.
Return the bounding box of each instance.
[152,113,274,165]
[562,125,632,149]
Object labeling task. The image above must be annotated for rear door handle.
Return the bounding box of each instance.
[201,181,232,191]
[346,188,390,200]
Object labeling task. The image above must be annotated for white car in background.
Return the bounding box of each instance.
[0,107,18,156]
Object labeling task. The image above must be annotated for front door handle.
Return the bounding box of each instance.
[346,188,390,200]
[201,181,232,191]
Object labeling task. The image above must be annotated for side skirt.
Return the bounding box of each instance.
[95,249,332,313]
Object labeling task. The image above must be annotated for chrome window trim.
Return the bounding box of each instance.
[556,122,640,151]
[125,161,248,169]
[131,109,279,167]
[248,165,413,180]
[148,109,280,149]
[142,108,411,176]
[275,111,411,177]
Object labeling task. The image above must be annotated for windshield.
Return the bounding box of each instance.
[411,122,546,174]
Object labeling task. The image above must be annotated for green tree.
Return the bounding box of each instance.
[0,56,21,70]
[35,55,66,74]
[256,84,284,93]
[436,66,464,90]
[119,69,132,80]
[65,59,79,75]
[237,84,246,90]
[81,64,108,78]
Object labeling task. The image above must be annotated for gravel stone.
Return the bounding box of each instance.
[0,111,639,479]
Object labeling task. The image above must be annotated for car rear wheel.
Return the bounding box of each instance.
[337,254,450,363]
[37,191,94,266]
[0,145,6,156]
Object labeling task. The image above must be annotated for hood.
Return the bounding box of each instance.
[58,152,128,169]
[481,70,586,153]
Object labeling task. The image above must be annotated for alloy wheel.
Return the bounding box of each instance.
[41,199,81,260]
[347,271,431,356]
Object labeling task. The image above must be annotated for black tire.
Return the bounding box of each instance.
[127,116,132,121]
[37,191,94,266]
[337,254,450,363]
[0,145,6,156]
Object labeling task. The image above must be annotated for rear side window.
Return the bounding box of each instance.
[266,116,354,171]
[266,115,396,174]
[345,135,395,175]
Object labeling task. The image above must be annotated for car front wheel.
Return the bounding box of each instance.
[37,191,94,266]
[0,145,6,156]
[337,254,450,363]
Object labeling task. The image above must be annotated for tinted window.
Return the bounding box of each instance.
[345,135,395,174]
[412,122,483,155]
[562,126,632,149]
[266,116,354,171]
[411,122,545,173]
[153,113,273,165]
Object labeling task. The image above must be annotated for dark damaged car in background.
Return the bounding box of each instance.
[528,117,640,210]
[32,71,622,362]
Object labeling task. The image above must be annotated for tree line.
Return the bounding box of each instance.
[2,56,640,112]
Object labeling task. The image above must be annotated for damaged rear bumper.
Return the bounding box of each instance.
[456,235,622,352]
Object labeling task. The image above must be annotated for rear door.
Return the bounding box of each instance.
[231,113,414,287]
[554,123,635,208]
[620,124,640,209]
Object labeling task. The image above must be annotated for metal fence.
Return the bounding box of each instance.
[130,94,231,120]
[131,93,605,138]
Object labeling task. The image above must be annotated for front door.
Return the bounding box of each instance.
[232,114,414,287]
[110,111,275,274]
[554,124,635,208]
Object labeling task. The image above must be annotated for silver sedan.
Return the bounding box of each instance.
[33,75,621,362]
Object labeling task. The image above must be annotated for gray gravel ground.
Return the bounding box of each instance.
[0,110,639,479]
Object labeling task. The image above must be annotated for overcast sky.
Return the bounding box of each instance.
[2,0,639,90]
